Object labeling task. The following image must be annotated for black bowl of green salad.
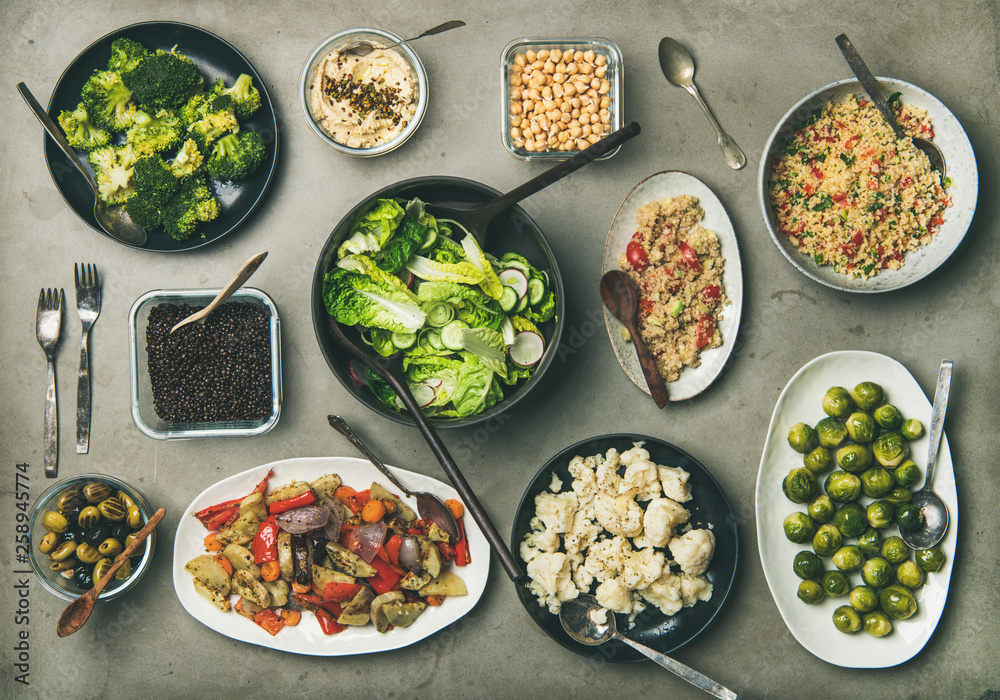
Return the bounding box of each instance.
[311,176,565,429]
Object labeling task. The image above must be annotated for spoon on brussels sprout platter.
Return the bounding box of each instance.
[327,414,459,542]
[57,507,165,637]
[835,34,946,177]
[600,270,669,408]
[17,83,148,247]
[900,360,952,550]
[657,38,745,170]
[560,595,737,699]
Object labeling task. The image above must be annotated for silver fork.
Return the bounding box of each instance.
[75,264,101,454]
[35,288,64,478]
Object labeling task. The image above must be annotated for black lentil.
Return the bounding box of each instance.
[146,302,272,422]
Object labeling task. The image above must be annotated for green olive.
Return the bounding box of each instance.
[115,558,133,580]
[862,557,893,588]
[880,583,918,620]
[849,585,878,613]
[39,531,61,554]
[845,412,877,444]
[787,422,819,454]
[851,382,885,411]
[873,404,903,430]
[75,542,102,565]
[126,505,143,529]
[833,605,862,633]
[896,560,926,589]
[42,511,70,533]
[793,551,824,580]
[77,506,101,529]
[866,500,896,529]
[881,536,910,564]
[797,580,825,605]
[124,532,145,554]
[863,610,893,637]
[92,557,114,582]
[822,386,855,419]
[117,490,137,511]
[98,537,123,558]
[50,540,79,562]
[857,528,881,557]
[835,443,873,474]
[55,488,83,513]
[900,418,924,440]
[822,570,850,597]
[98,496,127,522]
[915,547,946,573]
[812,524,843,557]
[49,558,78,572]
[82,482,112,504]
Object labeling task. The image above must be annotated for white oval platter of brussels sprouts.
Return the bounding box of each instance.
[755,350,956,668]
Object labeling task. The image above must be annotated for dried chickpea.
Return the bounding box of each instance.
[537,49,550,61]
[580,62,594,75]
[550,48,562,61]
[510,127,522,139]
[525,49,537,62]
[514,53,526,67]
[524,139,536,151]
[566,62,579,75]
[596,54,607,66]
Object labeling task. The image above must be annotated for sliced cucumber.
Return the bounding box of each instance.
[391,331,416,349]
[527,277,546,305]
[424,301,455,328]
[440,320,469,351]
[419,227,438,252]
[498,268,529,299]
[509,331,545,367]
[499,286,518,312]
[514,293,528,313]
[427,329,445,351]
[499,257,531,274]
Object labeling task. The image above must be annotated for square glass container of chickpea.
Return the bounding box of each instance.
[501,38,623,160]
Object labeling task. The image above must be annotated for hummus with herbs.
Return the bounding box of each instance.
[309,46,416,148]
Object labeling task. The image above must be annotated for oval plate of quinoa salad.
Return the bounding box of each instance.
[602,171,743,401]
[758,78,977,292]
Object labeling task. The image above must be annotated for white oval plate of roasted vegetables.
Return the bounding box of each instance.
[173,457,489,655]
[755,351,956,668]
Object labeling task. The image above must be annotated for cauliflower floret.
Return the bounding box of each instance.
[572,561,595,591]
[668,529,716,576]
[619,457,662,501]
[596,449,622,493]
[658,465,692,503]
[534,491,577,534]
[526,552,579,613]
[594,491,644,537]
[620,547,665,591]
[679,573,714,606]
[519,526,560,563]
[595,578,635,614]
[583,536,628,581]
[640,572,684,616]
[549,472,563,492]
[569,459,598,508]
[619,444,651,466]
[563,509,602,556]
[634,498,690,549]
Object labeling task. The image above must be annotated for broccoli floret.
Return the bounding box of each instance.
[133,154,180,206]
[123,49,203,111]
[123,193,162,230]
[87,144,138,204]
[205,131,266,182]
[107,37,149,73]
[178,90,233,126]
[187,108,239,152]
[127,109,183,154]
[81,70,136,132]
[169,138,204,177]
[161,176,220,241]
[216,73,261,120]
[57,103,110,151]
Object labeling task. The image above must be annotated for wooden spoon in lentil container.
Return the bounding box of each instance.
[170,251,268,333]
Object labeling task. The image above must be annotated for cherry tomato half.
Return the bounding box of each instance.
[626,241,649,270]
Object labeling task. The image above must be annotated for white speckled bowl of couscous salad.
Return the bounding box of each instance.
[758,78,977,293]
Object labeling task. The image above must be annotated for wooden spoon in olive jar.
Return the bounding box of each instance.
[56,507,165,637]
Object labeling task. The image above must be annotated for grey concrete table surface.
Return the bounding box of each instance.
[1,1,998,698]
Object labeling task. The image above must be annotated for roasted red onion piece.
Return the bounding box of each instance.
[276,505,329,534]
[322,496,345,542]
[398,536,421,573]
[345,520,387,562]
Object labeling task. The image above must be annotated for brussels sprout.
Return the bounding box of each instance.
[832,605,862,633]
[797,579,825,605]
[832,545,864,572]
[784,512,818,544]
[872,432,909,468]
[861,466,895,499]
[881,536,910,564]
[812,523,843,557]
[825,471,861,503]
[803,446,835,475]
[915,547,946,573]
[782,468,819,504]
[866,500,896,529]
[849,585,878,613]
[793,551,824,580]
[815,417,849,448]
[896,560,926,589]
[807,494,836,524]
[896,503,924,531]
[880,583,918,620]
[836,443,873,474]
[844,412,876,444]
[851,382,885,411]
[832,502,867,538]
[862,557,893,587]
[900,418,924,440]
[822,570,850,597]
[873,404,903,430]
[886,487,913,506]
[857,528,882,557]
[863,610,893,637]
[787,422,819,454]
[894,460,920,488]
[822,386,855,419]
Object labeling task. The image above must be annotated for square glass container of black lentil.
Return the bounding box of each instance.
[128,288,281,439]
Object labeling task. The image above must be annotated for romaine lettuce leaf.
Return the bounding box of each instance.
[323,266,425,334]
[406,254,485,285]
[461,235,503,299]
[337,198,405,258]
[459,327,508,375]
[375,215,427,273]
[524,289,556,323]
[417,282,505,330]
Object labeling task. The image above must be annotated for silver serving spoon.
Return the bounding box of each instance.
[560,595,737,699]
[170,251,268,333]
[327,414,459,542]
[657,38,745,170]
[345,20,466,57]
[17,82,148,247]
[835,34,946,177]
[900,360,952,550]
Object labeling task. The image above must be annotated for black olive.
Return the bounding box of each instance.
[74,568,94,589]
[62,528,86,543]
[310,535,328,565]
[109,523,130,542]
[61,500,85,522]
[85,524,110,546]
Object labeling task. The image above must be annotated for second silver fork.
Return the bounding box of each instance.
[75,264,101,454]
[36,288,63,478]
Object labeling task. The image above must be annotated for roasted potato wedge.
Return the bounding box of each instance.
[369,482,416,521]
[311,563,356,589]
[277,531,294,582]
[420,538,442,579]
[370,591,405,633]
[325,542,378,577]
[238,492,268,521]
[310,473,342,501]
[193,578,231,612]
[221,544,261,580]
[425,521,451,543]
[185,554,231,595]
[337,586,375,626]
[216,511,260,546]
[382,600,426,628]
[398,570,432,591]
[419,571,467,597]
[235,596,264,620]
[264,481,311,506]
[231,569,271,608]
[262,578,289,607]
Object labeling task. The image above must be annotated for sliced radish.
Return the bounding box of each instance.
[411,382,437,407]
[424,378,443,388]
[509,331,545,367]
[499,268,529,299]
[348,360,368,387]
[396,270,415,289]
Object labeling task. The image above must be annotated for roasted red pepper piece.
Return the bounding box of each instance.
[384,534,403,567]
[252,608,285,636]
[194,469,273,530]
[367,555,401,595]
[323,582,364,603]
[269,490,317,515]
[293,594,346,634]
[455,518,471,566]
[346,488,371,515]
[252,516,279,564]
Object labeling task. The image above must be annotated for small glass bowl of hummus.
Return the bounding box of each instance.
[300,28,428,157]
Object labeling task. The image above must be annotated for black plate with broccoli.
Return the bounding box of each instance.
[43,21,278,251]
